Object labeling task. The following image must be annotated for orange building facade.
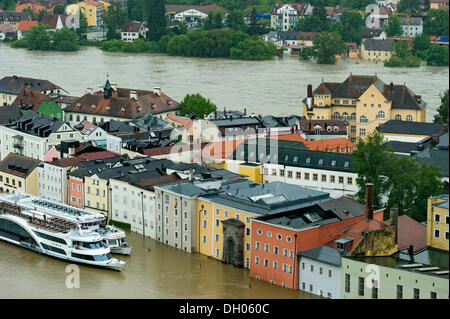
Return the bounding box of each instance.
[68,176,84,208]
[250,202,383,290]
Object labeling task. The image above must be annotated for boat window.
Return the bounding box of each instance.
[81,241,102,249]
[108,239,118,246]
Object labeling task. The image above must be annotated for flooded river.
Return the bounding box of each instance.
[1,44,448,122]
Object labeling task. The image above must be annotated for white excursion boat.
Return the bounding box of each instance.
[0,194,130,271]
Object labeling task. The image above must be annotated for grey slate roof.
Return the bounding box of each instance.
[209,116,263,127]
[231,139,355,173]
[0,105,22,125]
[361,27,383,38]
[0,75,63,95]
[3,110,66,138]
[298,245,343,266]
[412,148,449,177]
[437,132,449,150]
[387,140,431,154]
[362,39,392,51]
[376,120,446,137]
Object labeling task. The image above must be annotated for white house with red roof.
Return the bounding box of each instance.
[17,20,37,39]
[74,119,107,147]
[270,2,312,31]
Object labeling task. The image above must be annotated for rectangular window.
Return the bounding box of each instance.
[202,235,206,244]
[264,259,268,267]
[255,256,260,265]
[203,220,207,228]
[435,214,440,222]
[279,169,285,177]
[215,234,219,242]
[255,242,260,250]
[272,169,277,176]
[304,173,309,180]
[358,277,364,296]
[397,285,403,299]
[319,267,323,275]
[430,291,437,299]
[321,175,326,182]
[273,261,278,269]
[339,176,344,184]
[345,274,350,293]
[296,172,301,179]
[216,219,220,227]
[413,288,420,299]
[313,173,318,181]
[372,282,378,299]
[274,246,278,255]
[264,244,269,252]
[328,270,332,278]
[434,229,440,238]
[287,171,293,178]
[330,176,335,183]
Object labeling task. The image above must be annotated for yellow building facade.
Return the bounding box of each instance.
[84,175,109,218]
[0,153,40,195]
[302,75,427,142]
[67,1,109,27]
[196,197,259,269]
[427,195,449,251]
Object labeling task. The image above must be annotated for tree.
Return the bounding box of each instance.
[230,38,276,60]
[412,32,431,55]
[204,11,215,30]
[226,9,246,32]
[384,15,403,37]
[146,0,166,41]
[214,9,224,29]
[167,34,192,56]
[294,15,325,32]
[311,32,347,64]
[425,44,449,66]
[398,0,420,16]
[103,1,127,40]
[354,131,443,222]
[179,93,217,118]
[353,131,394,209]
[434,89,449,123]
[424,9,449,36]
[127,0,147,22]
[52,27,79,51]
[76,10,88,36]
[247,7,261,35]
[299,46,314,60]
[25,23,53,50]
[53,4,66,15]
[338,11,364,44]
[312,5,328,27]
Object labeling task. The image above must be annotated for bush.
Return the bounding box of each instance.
[11,38,28,48]
[384,55,421,67]
[230,38,275,60]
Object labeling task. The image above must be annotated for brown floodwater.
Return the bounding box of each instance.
[0,230,320,299]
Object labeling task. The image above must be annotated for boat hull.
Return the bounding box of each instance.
[110,245,132,255]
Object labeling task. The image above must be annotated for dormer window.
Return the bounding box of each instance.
[344,161,349,167]
[331,160,336,166]
[306,157,311,164]
[91,104,96,109]
[106,106,110,111]
[318,159,323,165]
[121,108,125,112]
[168,101,172,105]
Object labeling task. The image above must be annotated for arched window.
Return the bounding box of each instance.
[342,112,349,121]
[395,114,402,120]
[360,115,368,123]
[377,111,385,119]
[350,113,356,121]
[406,115,413,121]
[333,112,340,120]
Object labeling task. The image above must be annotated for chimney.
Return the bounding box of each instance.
[365,183,374,220]
[389,82,394,92]
[436,116,442,124]
[214,111,217,119]
[188,168,194,181]
[390,207,398,244]
[244,108,247,116]
[432,134,439,145]
[130,91,138,100]
[230,115,233,121]
[306,84,313,111]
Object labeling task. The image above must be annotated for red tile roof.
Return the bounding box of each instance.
[165,113,193,130]
[383,215,426,252]
[17,20,37,31]
[11,89,50,110]
[47,157,85,167]
[75,151,120,161]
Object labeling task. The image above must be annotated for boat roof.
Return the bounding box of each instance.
[0,194,106,224]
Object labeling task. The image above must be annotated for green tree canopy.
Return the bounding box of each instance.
[226,9,246,32]
[354,131,443,221]
[384,15,403,37]
[398,0,420,16]
[311,32,347,64]
[426,44,449,66]
[424,9,449,36]
[146,0,166,41]
[294,15,326,32]
[434,89,449,123]
[103,1,127,40]
[230,38,276,60]
[412,32,431,54]
[53,4,65,15]
[179,93,217,118]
